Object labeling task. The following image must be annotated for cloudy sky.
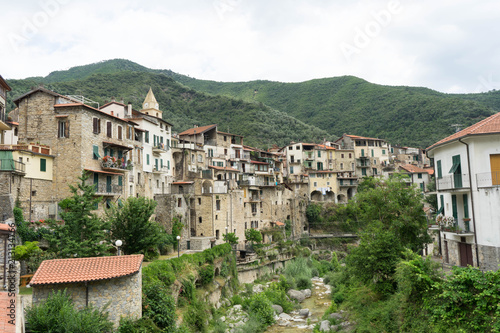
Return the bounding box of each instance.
[1,0,499,93]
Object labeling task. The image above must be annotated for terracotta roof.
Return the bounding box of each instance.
[30,254,143,286]
[250,160,269,165]
[209,165,240,172]
[172,181,194,185]
[0,75,11,92]
[217,131,243,137]
[274,221,285,226]
[399,164,427,173]
[336,134,385,142]
[426,112,500,151]
[425,167,435,175]
[179,124,217,136]
[316,144,336,150]
[84,168,122,176]
[54,103,136,125]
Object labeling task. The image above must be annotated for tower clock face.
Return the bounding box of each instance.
[144,103,148,108]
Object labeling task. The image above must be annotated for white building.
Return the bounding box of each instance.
[427,112,500,270]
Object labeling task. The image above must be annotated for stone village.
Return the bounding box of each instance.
[2,73,500,330]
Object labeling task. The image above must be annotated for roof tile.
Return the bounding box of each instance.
[30,254,143,286]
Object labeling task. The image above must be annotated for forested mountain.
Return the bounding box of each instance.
[8,59,500,148]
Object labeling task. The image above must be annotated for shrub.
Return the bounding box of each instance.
[183,299,209,333]
[142,282,176,332]
[117,317,162,333]
[264,282,294,313]
[247,293,275,326]
[25,290,113,333]
[198,264,214,286]
[296,276,312,290]
[231,294,244,306]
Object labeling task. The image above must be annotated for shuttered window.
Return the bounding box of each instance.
[40,158,46,172]
[106,122,112,138]
[93,118,100,134]
[58,120,69,138]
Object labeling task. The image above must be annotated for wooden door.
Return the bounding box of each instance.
[459,242,473,267]
[490,154,500,185]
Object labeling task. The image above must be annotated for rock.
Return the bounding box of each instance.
[288,289,306,302]
[253,284,263,293]
[233,304,243,311]
[301,289,312,298]
[330,312,343,321]
[279,313,292,320]
[331,324,339,331]
[320,320,331,332]
[299,308,310,317]
[271,304,283,314]
[220,316,226,322]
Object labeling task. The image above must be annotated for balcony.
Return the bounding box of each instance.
[477,172,500,188]
[0,159,26,175]
[339,179,358,187]
[94,183,123,196]
[100,157,132,173]
[437,174,470,190]
[152,143,169,154]
[356,159,371,167]
[231,152,250,160]
[153,166,169,174]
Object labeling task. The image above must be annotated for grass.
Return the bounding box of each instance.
[19,286,33,295]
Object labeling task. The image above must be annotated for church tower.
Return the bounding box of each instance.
[141,88,162,118]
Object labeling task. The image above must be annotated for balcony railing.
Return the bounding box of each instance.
[477,172,500,188]
[94,183,123,196]
[153,166,169,173]
[437,174,470,190]
[231,152,250,160]
[152,143,169,153]
[356,159,371,167]
[339,179,358,186]
[0,159,26,174]
[100,157,132,172]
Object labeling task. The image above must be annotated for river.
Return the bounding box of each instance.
[265,278,332,332]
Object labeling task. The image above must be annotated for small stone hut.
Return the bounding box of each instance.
[30,254,143,327]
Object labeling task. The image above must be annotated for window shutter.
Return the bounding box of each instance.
[64,121,69,138]
[40,158,46,172]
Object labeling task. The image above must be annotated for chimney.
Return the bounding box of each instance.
[120,97,124,104]
[127,102,132,117]
[111,97,115,102]
[194,125,198,128]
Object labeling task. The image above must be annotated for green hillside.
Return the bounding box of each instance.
[8,59,500,148]
[6,71,330,148]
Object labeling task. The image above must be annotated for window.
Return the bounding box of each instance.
[463,194,469,219]
[371,149,374,157]
[198,154,203,162]
[341,154,344,158]
[58,120,69,138]
[216,230,220,239]
[288,146,293,150]
[198,198,201,205]
[178,198,182,207]
[372,168,377,175]
[199,217,202,223]
[93,118,100,134]
[147,154,150,165]
[127,126,132,139]
[216,200,221,210]
[118,126,123,140]
[362,168,367,176]
[382,149,386,155]
[290,166,294,174]
[418,173,422,179]
[296,146,300,150]
[361,149,365,157]
[40,158,46,172]
[224,136,227,141]
[340,163,344,170]
[106,121,112,138]
[145,131,149,143]
[118,176,123,186]
[313,182,317,187]
[437,160,442,179]
[93,145,100,160]
[318,151,321,157]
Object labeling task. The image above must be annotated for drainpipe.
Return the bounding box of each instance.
[85,281,89,307]
[458,138,480,268]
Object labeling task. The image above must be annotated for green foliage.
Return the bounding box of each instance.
[183,299,210,333]
[180,278,196,303]
[171,216,183,250]
[13,206,49,243]
[198,264,215,286]
[264,282,294,313]
[117,317,162,333]
[25,290,113,333]
[284,257,313,290]
[142,282,177,332]
[44,172,111,258]
[223,232,239,245]
[245,228,262,245]
[247,293,275,326]
[106,196,167,257]
[306,203,323,229]
[13,241,41,261]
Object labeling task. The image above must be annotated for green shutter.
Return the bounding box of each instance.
[118,150,123,159]
[463,194,469,219]
[167,160,170,169]
[452,194,458,220]
[362,168,366,176]
[449,155,461,173]
[118,176,122,186]
[40,158,46,172]
[361,149,364,157]
[437,160,442,179]
[371,149,374,157]
[94,173,99,191]
[147,154,150,165]
[439,195,445,215]
[382,149,386,155]
[93,145,100,160]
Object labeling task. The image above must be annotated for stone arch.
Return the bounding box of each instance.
[347,188,354,200]
[202,180,212,194]
[214,267,220,276]
[311,190,322,201]
[325,191,335,202]
[337,194,346,203]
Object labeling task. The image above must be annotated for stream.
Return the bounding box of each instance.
[265,277,332,332]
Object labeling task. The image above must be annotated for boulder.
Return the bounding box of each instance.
[320,320,331,332]
[299,308,310,317]
[271,304,283,314]
[301,289,312,298]
[253,284,263,293]
[279,313,292,320]
[287,289,306,303]
[330,312,343,321]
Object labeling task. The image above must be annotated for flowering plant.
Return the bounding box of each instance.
[436,214,455,228]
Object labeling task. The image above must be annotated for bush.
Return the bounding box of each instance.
[198,264,214,286]
[264,282,294,313]
[26,290,113,333]
[183,299,209,333]
[296,276,312,290]
[247,293,275,326]
[142,282,177,332]
[117,317,162,333]
[231,294,244,306]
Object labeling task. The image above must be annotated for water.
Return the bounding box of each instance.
[265,278,332,332]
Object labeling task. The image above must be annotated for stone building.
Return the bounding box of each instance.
[13,87,138,215]
[30,254,143,327]
[0,75,12,145]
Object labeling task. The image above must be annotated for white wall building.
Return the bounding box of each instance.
[427,112,500,270]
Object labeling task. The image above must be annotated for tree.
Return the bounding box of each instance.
[245,228,262,246]
[107,196,167,257]
[305,203,322,229]
[45,172,111,258]
[223,232,239,245]
[344,175,432,296]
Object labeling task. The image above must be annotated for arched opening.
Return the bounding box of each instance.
[325,191,335,202]
[347,188,354,200]
[337,194,346,203]
[202,180,212,194]
[311,190,322,201]
[214,267,220,276]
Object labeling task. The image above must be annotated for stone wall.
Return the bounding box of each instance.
[478,244,500,271]
[32,269,142,328]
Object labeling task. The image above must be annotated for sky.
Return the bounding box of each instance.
[1,0,499,93]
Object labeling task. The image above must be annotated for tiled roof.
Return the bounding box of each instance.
[179,124,217,136]
[426,112,500,151]
[399,164,427,173]
[30,254,143,286]
[172,181,194,185]
[316,144,336,150]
